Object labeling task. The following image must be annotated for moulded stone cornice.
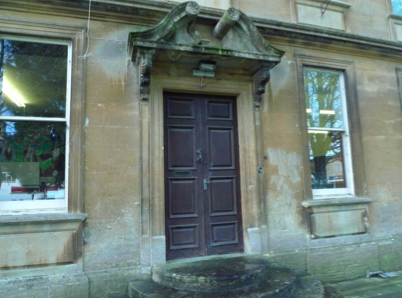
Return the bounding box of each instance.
[0,0,169,26]
[2,0,402,61]
[257,19,402,60]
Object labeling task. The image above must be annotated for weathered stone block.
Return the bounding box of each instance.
[310,210,367,238]
[378,237,402,272]
[0,273,89,298]
[87,266,144,298]
[83,218,140,272]
[296,3,346,31]
[308,242,379,282]
[302,198,371,239]
[0,231,75,268]
[266,249,308,272]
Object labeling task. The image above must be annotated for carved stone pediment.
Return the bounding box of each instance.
[128,1,284,108]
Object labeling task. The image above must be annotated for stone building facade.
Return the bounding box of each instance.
[0,0,401,297]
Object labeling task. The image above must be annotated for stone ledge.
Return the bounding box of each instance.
[301,197,372,208]
[0,212,87,225]
[389,13,402,21]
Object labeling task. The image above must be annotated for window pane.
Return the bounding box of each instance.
[0,39,68,118]
[0,121,65,201]
[309,131,346,189]
[392,0,402,14]
[304,69,344,129]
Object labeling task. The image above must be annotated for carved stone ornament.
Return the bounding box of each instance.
[253,67,271,110]
[137,49,156,102]
[227,7,240,20]
[128,1,285,106]
[185,1,200,15]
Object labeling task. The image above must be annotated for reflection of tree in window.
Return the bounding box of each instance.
[304,69,346,189]
[0,39,67,118]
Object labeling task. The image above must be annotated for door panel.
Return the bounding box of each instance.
[168,178,198,218]
[169,225,199,249]
[209,177,237,216]
[207,100,233,120]
[208,127,235,169]
[210,221,238,246]
[165,93,243,260]
[166,98,195,119]
[167,126,196,169]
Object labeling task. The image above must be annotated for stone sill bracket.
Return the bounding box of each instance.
[302,197,372,239]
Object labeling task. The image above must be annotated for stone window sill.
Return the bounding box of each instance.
[302,197,371,239]
[0,213,87,268]
[302,196,372,208]
[0,212,87,225]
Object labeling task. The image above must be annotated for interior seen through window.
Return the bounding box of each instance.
[0,38,69,210]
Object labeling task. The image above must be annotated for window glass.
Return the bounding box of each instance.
[0,39,68,118]
[0,121,66,201]
[303,68,350,193]
[392,0,402,14]
[0,38,69,209]
[309,131,346,189]
[304,70,344,129]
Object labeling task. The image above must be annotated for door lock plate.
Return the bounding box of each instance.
[203,179,211,190]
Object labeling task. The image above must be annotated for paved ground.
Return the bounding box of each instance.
[330,271,402,297]
[108,266,402,298]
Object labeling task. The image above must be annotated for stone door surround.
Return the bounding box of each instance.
[127,1,284,268]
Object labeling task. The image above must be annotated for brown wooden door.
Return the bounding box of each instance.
[164,93,243,260]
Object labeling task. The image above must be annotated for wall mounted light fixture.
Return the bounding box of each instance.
[193,61,216,78]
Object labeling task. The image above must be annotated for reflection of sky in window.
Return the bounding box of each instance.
[2,121,16,135]
[392,0,402,14]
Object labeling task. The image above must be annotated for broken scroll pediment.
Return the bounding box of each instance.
[128,1,284,107]
[128,1,284,67]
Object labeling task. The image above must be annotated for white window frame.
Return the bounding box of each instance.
[0,36,72,214]
[303,68,355,198]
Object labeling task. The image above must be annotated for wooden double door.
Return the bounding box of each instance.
[164,93,244,260]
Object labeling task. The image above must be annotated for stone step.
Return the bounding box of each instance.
[107,294,129,298]
[152,255,283,292]
[126,255,325,298]
[128,272,323,298]
[292,273,325,298]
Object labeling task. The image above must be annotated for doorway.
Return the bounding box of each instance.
[164,93,244,260]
